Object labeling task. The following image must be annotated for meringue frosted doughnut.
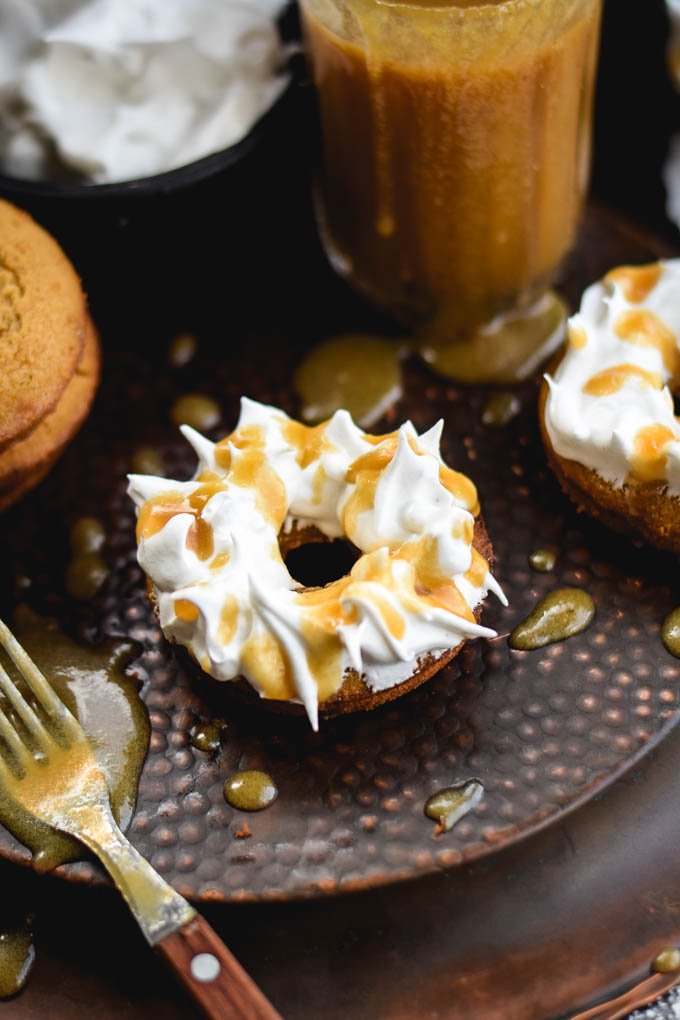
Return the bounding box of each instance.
[541,260,680,551]
[129,398,505,728]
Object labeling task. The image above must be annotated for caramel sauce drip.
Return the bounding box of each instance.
[630,424,677,483]
[606,263,663,304]
[439,466,479,515]
[214,424,287,529]
[464,547,489,588]
[297,577,357,700]
[582,363,663,396]
[569,323,587,349]
[210,550,230,571]
[400,537,479,621]
[614,309,678,376]
[342,440,398,541]
[279,417,335,469]
[240,633,297,701]
[311,464,326,504]
[136,481,224,561]
[219,595,239,645]
[343,435,479,544]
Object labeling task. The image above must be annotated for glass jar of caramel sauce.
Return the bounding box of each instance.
[301,0,602,382]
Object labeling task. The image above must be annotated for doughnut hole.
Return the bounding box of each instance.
[284,539,358,589]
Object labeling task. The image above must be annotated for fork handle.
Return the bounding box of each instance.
[155,915,283,1020]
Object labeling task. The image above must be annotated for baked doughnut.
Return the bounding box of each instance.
[129,398,505,728]
[0,199,100,512]
[540,260,680,551]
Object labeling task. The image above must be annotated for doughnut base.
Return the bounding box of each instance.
[539,378,680,554]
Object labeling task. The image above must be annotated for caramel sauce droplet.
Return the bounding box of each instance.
[661,608,680,659]
[509,588,595,650]
[224,771,278,811]
[424,780,484,833]
[529,548,557,573]
[652,948,680,974]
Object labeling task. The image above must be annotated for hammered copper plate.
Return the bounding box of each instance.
[0,205,678,904]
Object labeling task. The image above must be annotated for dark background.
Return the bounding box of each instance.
[592,0,680,245]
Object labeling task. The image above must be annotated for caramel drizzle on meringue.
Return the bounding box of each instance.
[279,417,336,469]
[215,423,287,528]
[630,424,677,483]
[582,363,663,396]
[342,435,479,545]
[568,324,587,349]
[136,481,225,561]
[614,309,678,376]
[606,263,663,304]
[241,632,296,701]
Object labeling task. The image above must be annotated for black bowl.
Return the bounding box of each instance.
[0,14,313,340]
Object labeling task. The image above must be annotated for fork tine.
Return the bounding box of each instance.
[0,660,57,751]
[0,618,82,741]
[0,698,31,771]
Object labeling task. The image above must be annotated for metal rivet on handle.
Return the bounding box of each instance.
[191,953,221,982]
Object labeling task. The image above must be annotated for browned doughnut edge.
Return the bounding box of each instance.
[538,370,680,554]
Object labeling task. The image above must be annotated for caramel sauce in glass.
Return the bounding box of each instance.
[302,0,602,381]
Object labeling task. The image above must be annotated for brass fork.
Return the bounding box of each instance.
[0,617,282,1020]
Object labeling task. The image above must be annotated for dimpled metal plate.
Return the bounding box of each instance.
[0,205,679,903]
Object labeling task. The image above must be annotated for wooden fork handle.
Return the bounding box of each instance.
[155,914,283,1020]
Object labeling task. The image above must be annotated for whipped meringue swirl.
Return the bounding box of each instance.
[545,260,680,491]
[129,398,505,728]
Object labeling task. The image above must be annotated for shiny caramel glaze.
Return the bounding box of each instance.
[424,779,484,834]
[528,549,557,574]
[223,771,278,811]
[661,609,680,659]
[0,607,148,873]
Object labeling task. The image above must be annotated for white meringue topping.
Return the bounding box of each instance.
[545,261,680,491]
[129,398,505,728]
